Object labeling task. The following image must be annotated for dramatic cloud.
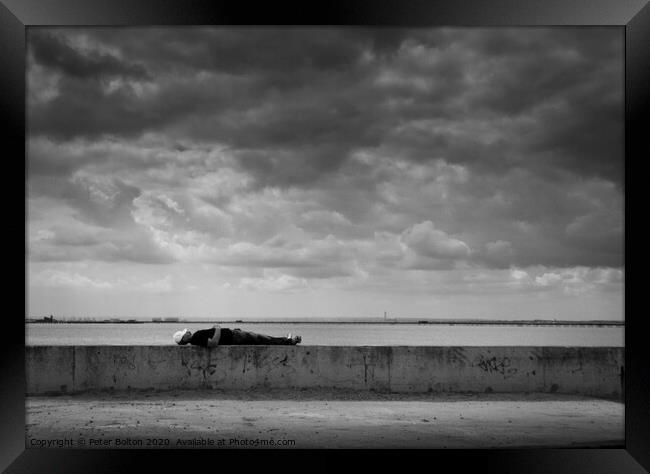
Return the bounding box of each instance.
[402,221,471,260]
[26,27,624,320]
[29,32,151,81]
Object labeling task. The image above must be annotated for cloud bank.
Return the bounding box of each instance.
[27,28,624,319]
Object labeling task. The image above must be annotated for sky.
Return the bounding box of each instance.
[26,27,624,321]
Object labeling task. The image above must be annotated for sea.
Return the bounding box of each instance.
[25,322,624,347]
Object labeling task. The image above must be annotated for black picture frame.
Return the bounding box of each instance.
[2,0,648,471]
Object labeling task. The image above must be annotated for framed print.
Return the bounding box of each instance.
[2,0,648,471]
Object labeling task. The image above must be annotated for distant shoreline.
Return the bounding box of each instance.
[25,319,624,327]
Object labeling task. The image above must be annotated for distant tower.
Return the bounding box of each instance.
[384,311,387,321]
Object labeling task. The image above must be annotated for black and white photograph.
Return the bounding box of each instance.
[25,26,624,449]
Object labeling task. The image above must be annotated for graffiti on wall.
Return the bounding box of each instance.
[473,354,518,378]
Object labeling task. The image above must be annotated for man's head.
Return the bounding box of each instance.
[173,329,192,345]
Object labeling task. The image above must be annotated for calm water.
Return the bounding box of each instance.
[26,323,624,347]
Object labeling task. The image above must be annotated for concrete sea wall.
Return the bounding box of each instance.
[26,346,624,398]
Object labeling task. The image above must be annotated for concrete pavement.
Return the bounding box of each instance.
[26,389,624,449]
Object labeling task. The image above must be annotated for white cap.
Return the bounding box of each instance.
[173,329,189,344]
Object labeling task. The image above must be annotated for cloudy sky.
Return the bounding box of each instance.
[26,27,624,321]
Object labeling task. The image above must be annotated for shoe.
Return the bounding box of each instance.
[287,333,301,344]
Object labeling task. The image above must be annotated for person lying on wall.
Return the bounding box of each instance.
[173,325,302,347]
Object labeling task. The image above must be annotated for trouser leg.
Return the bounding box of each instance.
[230,329,294,345]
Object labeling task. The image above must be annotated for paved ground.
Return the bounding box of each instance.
[26,389,624,449]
